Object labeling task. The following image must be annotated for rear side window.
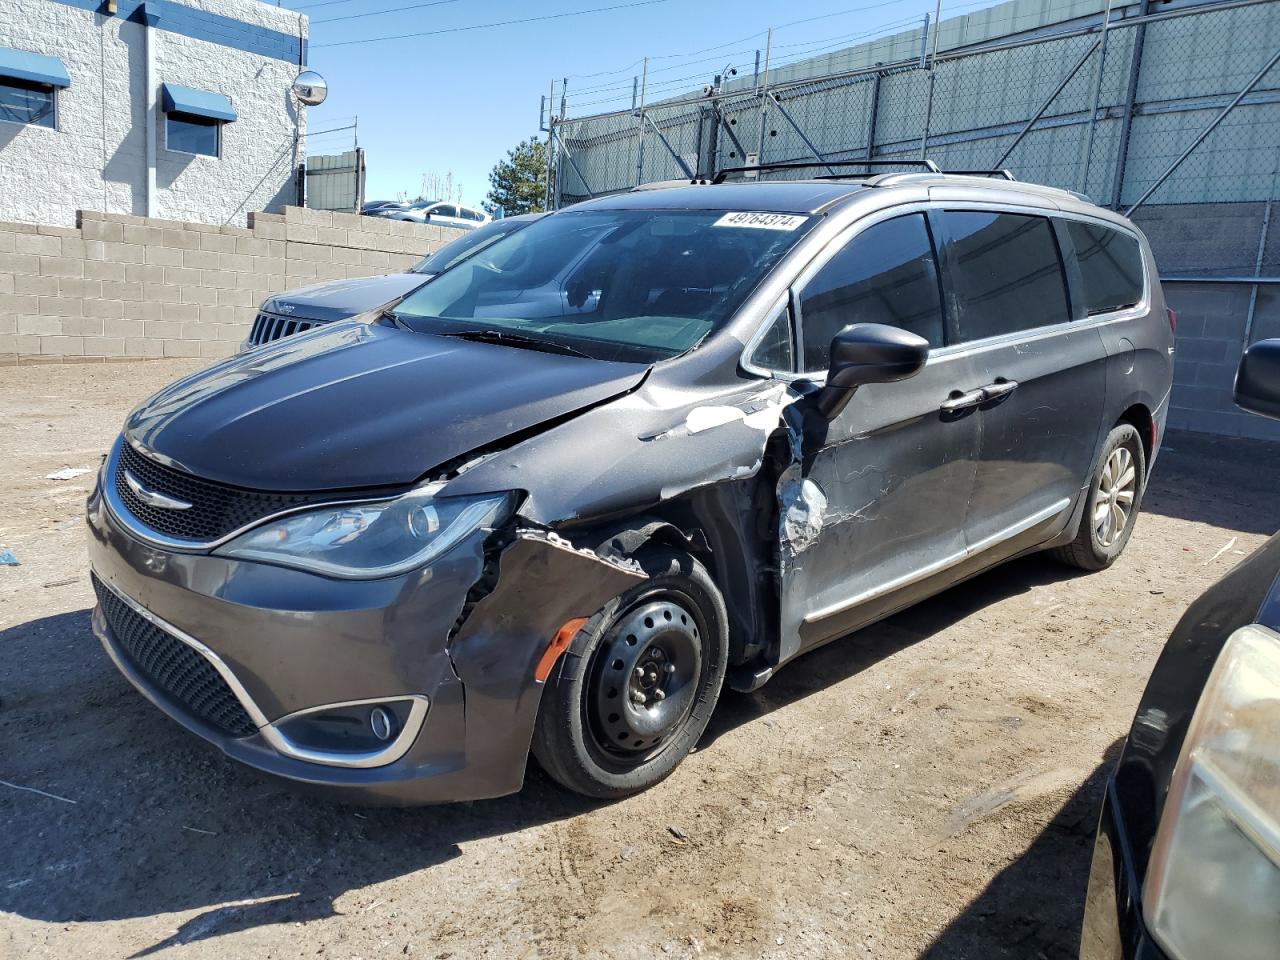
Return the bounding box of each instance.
[797,213,944,372]
[940,211,1070,343]
[1065,220,1144,315]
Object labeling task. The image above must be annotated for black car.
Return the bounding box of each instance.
[242,214,543,349]
[87,169,1173,803]
[1080,338,1280,960]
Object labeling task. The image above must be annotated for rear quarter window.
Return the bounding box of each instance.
[1065,220,1145,315]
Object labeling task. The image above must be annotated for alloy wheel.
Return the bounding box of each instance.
[1094,444,1137,548]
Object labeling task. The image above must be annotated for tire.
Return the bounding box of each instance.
[531,548,729,799]
[1052,423,1147,571]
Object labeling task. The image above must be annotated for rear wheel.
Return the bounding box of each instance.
[531,549,728,799]
[1052,423,1146,571]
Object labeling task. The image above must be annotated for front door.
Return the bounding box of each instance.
[778,211,982,660]
[934,209,1107,561]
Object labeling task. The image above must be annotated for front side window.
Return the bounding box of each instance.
[393,208,814,363]
[1065,220,1144,315]
[940,211,1070,344]
[431,204,458,219]
[797,213,944,372]
[166,113,219,157]
[0,77,55,128]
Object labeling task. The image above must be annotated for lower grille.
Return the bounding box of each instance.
[93,576,258,738]
[249,311,316,346]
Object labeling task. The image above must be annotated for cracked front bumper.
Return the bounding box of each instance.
[86,486,642,805]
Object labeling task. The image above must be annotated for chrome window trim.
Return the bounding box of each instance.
[92,573,429,769]
[102,434,405,553]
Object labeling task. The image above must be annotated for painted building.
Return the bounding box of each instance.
[0,0,309,226]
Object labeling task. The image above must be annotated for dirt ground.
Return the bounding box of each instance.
[2,359,1278,960]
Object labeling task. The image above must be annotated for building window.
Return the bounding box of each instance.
[165,113,220,157]
[0,47,70,129]
[160,83,236,159]
[0,77,55,128]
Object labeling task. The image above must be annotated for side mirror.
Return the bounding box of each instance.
[1234,338,1280,420]
[815,323,930,420]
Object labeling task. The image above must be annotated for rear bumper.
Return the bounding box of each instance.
[87,477,642,805]
[1080,777,1170,960]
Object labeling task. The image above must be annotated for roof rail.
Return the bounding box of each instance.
[939,169,1016,180]
[713,159,940,183]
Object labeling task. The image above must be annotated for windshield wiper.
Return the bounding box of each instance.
[438,329,594,360]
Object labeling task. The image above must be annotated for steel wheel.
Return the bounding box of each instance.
[1093,444,1137,548]
[586,596,702,760]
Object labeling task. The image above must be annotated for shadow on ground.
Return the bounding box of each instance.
[922,747,1123,960]
[0,550,1084,955]
[1145,430,1280,535]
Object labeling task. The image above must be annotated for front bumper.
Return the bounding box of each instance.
[86,478,642,804]
[1080,777,1170,960]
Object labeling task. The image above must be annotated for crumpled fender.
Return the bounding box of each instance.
[445,531,645,797]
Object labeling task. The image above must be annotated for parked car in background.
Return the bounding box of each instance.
[87,166,1172,805]
[241,213,543,349]
[371,199,492,230]
[1080,337,1280,960]
[361,200,409,215]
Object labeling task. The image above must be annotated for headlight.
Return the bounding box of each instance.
[215,488,511,579]
[1145,623,1280,960]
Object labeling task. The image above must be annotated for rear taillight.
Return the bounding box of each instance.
[1167,307,1177,333]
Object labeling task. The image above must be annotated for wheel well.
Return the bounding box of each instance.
[1117,403,1154,473]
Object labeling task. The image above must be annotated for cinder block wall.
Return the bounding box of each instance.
[1166,282,1280,442]
[0,207,464,364]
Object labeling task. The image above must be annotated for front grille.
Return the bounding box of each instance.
[94,576,257,738]
[248,311,316,346]
[114,441,331,543]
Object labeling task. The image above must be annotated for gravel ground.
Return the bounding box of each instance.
[2,359,1278,960]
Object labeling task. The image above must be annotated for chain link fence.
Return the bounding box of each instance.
[547,0,1280,438]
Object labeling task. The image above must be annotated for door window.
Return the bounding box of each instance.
[431,204,458,219]
[797,213,944,372]
[940,211,1070,343]
[1064,220,1144,315]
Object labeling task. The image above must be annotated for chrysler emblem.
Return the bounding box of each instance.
[123,470,193,511]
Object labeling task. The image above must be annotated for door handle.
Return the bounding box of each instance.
[940,388,986,414]
[981,379,1019,400]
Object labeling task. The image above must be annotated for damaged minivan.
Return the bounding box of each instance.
[87,165,1173,802]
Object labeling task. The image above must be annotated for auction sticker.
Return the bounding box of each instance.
[713,212,808,231]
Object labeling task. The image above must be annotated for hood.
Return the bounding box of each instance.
[126,321,649,491]
[264,274,430,323]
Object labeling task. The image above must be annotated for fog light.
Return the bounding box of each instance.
[369,706,395,741]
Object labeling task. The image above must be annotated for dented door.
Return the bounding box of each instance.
[777,211,982,661]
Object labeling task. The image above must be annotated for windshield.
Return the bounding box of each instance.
[410,218,528,275]
[392,208,813,362]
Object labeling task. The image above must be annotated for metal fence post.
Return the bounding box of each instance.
[1077,0,1114,193]
[635,57,648,186]
[865,71,882,159]
[1110,1,1149,210]
[919,0,943,159]
[756,29,773,164]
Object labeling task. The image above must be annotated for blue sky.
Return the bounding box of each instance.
[288,0,973,206]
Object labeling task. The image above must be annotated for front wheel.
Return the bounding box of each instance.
[531,549,728,799]
[1052,423,1146,571]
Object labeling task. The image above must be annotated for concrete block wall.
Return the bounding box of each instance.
[0,207,464,364]
[1166,281,1280,442]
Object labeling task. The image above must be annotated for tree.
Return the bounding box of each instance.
[484,137,547,217]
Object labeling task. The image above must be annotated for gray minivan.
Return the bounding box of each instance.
[87,164,1173,803]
